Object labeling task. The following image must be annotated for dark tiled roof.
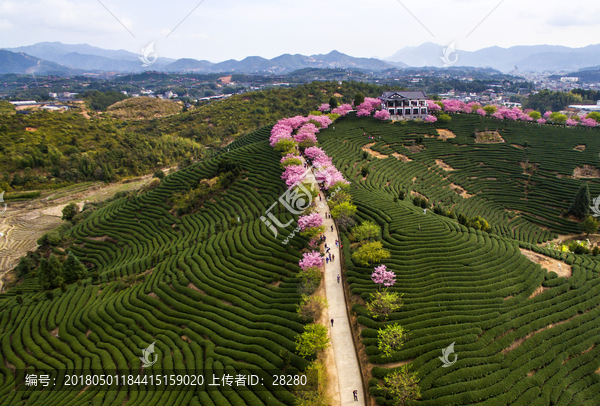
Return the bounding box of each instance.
[380,90,427,100]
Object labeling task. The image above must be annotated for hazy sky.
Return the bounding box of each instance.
[1,0,599,62]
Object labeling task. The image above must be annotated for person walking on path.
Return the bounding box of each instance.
[326,257,329,264]
[331,318,334,327]
[331,225,334,232]
[332,254,335,261]
[353,390,358,401]
[337,274,340,283]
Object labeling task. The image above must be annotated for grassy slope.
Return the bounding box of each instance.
[316,114,600,405]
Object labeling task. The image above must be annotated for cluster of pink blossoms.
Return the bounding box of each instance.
[299,251,324,270]
[331,104,353,116]
[304,147,348,189]
[374,109,390,120]
[424,115,437,123]
[371,265,396,287]
[281,164,307,187]
[318,103,330,112]
[297,212,323,231]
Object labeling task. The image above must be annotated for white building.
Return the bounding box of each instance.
[378,91,428,120]
[568,100,600,111]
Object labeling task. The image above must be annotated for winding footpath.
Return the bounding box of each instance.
[305,166,365,406]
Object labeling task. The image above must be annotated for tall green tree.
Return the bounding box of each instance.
[377,365,421,405]
[354,92,365,106]
[63,252,87,283]
[329,96,339,109]
[569,183,591,219]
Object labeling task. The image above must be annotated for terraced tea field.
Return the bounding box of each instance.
[318,114,600,405]
[0,127,316,405]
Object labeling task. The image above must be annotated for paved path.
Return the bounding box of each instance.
[305,164,365,405]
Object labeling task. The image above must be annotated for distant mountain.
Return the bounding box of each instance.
[5,42,176,72]
[166,50,398,74]
[0,50,76,75]
[163,58,213,72]
[386,42,600,72]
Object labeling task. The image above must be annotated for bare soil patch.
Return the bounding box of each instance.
[475,131,505,143]
[333,93,343,98]
[435,159,455,171]
[520,162,538,175]
[392,153,412,162]
[362,143,388,159]
[436,129,457,140]
[25,127,37,132]
[574,144,586,152]
[406,145,425,154]
[410,191,428,201]
[511,144,525,149]
[519,248,572,278]
[574,165,600,179]
[449,184,472,198]
[528,286,549,300]
[187,283,207,294]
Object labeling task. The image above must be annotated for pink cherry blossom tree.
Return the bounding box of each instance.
[424,115,437,123]
[374,109,391,120]
[281,165,307,187]
[299,251,324,270]
[304,146,326,160]
[371,265,396,290]
[298,212,324,231]
[318,103,330,112]
[476,108,486,117]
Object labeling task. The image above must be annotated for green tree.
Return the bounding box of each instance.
[62,203,79,221]
[483,105,497,115]
[580,216,599,235]
[354,92,365,106]
[438,114,452,124]
[528,111,542,120]
[549,112,568,124]
[329,96,339,109]
[295,324,331,358]
[274,138,297,154]
[351,221,380,242]
[586,112,600,122]
[378,324,408,358]
[377,365,421,405]
[569,183,591,219]
[63,252,87,283]
[331,201,357,219]
[467,215,490,232]
[153,169,165,179]
[366,290,403,320]
[352,241,391,266]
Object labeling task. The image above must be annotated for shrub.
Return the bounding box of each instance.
[377,365,421,405]
[297,295,328,322]
[295,324,331,358]
[378,323,408,358]
[352,241,391,266]
[153,169,165,179]
[62,203,79,221]
[366,290,403,321]
[351,221,380,242]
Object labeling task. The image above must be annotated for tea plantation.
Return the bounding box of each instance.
[0,127,315,405]
[318,114,600,405]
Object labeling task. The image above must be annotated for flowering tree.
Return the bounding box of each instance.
[371,265,396,289]
[312,154,333,168]
[299,251,324,270]
[318,103,330,112]
[308,115,333,129]
[544,111,553,118]
[298,212,324,231]
[280,153,302,167]
[424,115,437,123]
[304,146,326,160]
[581,118,598,127]
[537,118,547,124]
[357,109,372,117]
[374,109,391,120]
[331,104,353,116]
[566,118,578,126]
[427,100,441,112]
[476,108,486,117]
[281,165,307,187]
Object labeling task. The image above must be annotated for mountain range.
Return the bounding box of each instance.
[1,41,600,76]
[385,42,600,72]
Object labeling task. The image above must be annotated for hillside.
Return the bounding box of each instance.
[106,96,183,119]
[315,113,600,405]
[2,110,600,404]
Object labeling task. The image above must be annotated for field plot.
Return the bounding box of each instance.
[318,114,600,405]
[0,127,314,405]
